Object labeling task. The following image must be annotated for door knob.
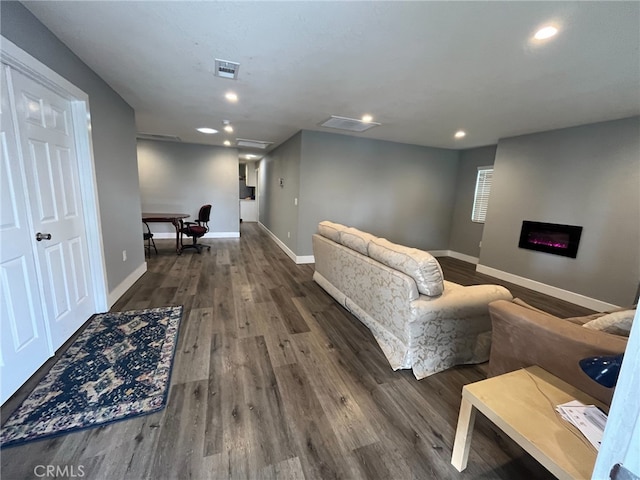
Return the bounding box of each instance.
[35,232,52,242]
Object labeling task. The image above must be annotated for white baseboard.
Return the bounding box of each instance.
[446,250,480,264]
[258,223,315,264]
[107,262,147,308]
[206,232,240,238]
[296,255,315,264]
[152,231,240,239]
[476,264,619,312]
[428,250,479,264]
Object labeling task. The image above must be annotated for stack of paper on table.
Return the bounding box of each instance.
[555,400,607,451]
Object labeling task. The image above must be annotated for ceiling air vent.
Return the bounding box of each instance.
[236,138,273,149]
[215,59,240,80]
[320,115,381,132]
[137,133,182,142]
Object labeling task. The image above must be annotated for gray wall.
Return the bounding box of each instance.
[137,140,240,234]
[297,130,460,256]
[1,2,142,293]
[480,117,640,306]
[259,132,302,252]
[448,146,497,259]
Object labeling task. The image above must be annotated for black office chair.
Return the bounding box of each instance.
[143,221,157,256]
[180,204,212,254]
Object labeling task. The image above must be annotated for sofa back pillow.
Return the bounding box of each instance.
[368,238,444,296]
[339,227,377,256]
[582,309,635,337]
[317,221,347,242]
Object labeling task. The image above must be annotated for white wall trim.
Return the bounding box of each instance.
[428,249,450,258]
[152,231,240,239]
[206,232,240,239]
[476,264,620,312]
[107,262,147,308]
[258,222,296,263]
[258,223,313,264]
[296,255,315,264]
[446,250,480,264]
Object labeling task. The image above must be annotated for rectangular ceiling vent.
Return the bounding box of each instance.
[137,133,182,142]
[236,138,273,149]
[320,115,381,132]
[215,59,240,80]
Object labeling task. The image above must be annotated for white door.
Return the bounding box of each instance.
[8,68,95,351]
[0,65,52,403]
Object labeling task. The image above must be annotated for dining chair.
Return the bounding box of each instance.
[143,221,157,256]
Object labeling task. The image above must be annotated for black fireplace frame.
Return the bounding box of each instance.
[518,221,583,258]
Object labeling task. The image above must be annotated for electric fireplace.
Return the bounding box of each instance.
[518,221,583,258]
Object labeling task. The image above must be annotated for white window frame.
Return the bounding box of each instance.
[471,166,493,223]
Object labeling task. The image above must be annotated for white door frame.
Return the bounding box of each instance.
[255,166,260,222]
[1,36,108,312]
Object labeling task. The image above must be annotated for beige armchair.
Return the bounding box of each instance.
[487,299,628,405]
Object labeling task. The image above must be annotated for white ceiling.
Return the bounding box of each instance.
[23,1,640,153]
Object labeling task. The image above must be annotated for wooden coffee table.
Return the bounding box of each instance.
[451,366,605,480]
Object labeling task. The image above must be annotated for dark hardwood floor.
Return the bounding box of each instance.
[1,223,593,479]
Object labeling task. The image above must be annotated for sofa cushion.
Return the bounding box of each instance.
[582,309,635,337]
[339,227,377,256]
[564,312,606,325]
[565,305,636,326]
[509,298,609,326]
[368,238,444,296]
[317,221,347,242]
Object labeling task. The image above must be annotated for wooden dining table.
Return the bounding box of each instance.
[142,213,190,254]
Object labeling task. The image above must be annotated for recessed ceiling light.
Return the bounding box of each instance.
[534,25,558,40]
[225,92,238,102]
[362,114,373,123]
[454,130,466,139]
[223,140,231,146]
[197,127,218,134]
[223,120,234,133]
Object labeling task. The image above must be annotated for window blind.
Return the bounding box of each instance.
[472,167,493,223]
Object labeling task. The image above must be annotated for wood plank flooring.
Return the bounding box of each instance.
[1,223,593,479]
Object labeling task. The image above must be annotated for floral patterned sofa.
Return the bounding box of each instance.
[312,221,512,379]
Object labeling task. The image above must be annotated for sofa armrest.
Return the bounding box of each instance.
[413,284,513,315]
[406,284,512,378]
[487,299,627,406]
[409,284,513,340]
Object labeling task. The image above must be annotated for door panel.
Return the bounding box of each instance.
[0,65,52,403]
[0,133,19,230]
[44,242,70,320]
[68,236,89,303]
[1,257,41,348]
[22,91,45,127]
[50,105,68,134]
[28,139,58,222]
[9,68,95,351]
[57,147,79,217]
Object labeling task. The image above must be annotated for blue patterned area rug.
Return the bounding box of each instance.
[0,306,182,448]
